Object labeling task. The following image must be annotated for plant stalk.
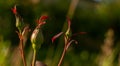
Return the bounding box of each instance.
[32,49,36,66]
[58,46,66,66]
[19,38,27,66]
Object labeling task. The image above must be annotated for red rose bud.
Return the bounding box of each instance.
[31,28,44,49]
[11,5,24,32]
[31,18,46,49]
[15,15,24,33]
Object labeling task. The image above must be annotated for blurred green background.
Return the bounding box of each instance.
[0,0,120,66]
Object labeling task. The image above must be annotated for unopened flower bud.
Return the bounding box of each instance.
[31,28,44,50]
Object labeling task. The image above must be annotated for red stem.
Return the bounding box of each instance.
[58,46,66,66]
[19,37,27,66]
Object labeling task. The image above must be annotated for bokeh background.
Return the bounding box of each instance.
[0,0,120,66]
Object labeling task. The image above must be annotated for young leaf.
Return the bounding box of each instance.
[52,32,63,43]
[72,32,87,37]
[65,17,71,37]
[66,40,78,50]
[36,16,48,24]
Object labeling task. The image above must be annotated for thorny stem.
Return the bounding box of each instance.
[32,49,36,66]
[19,36,27,66]
[58,45,66,66]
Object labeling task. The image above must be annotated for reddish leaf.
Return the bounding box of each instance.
[66,17,71,29]
[72,32,87,37]
[40,16,48,21]
[79,32,87,34]
[36,22,46,29]
[66,40,78,50]
[36,16,48,25]
[52,32,63,43]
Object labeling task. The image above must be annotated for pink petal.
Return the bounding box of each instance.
[52,32,63,43]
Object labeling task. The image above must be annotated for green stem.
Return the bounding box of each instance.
[32,49,36,66]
